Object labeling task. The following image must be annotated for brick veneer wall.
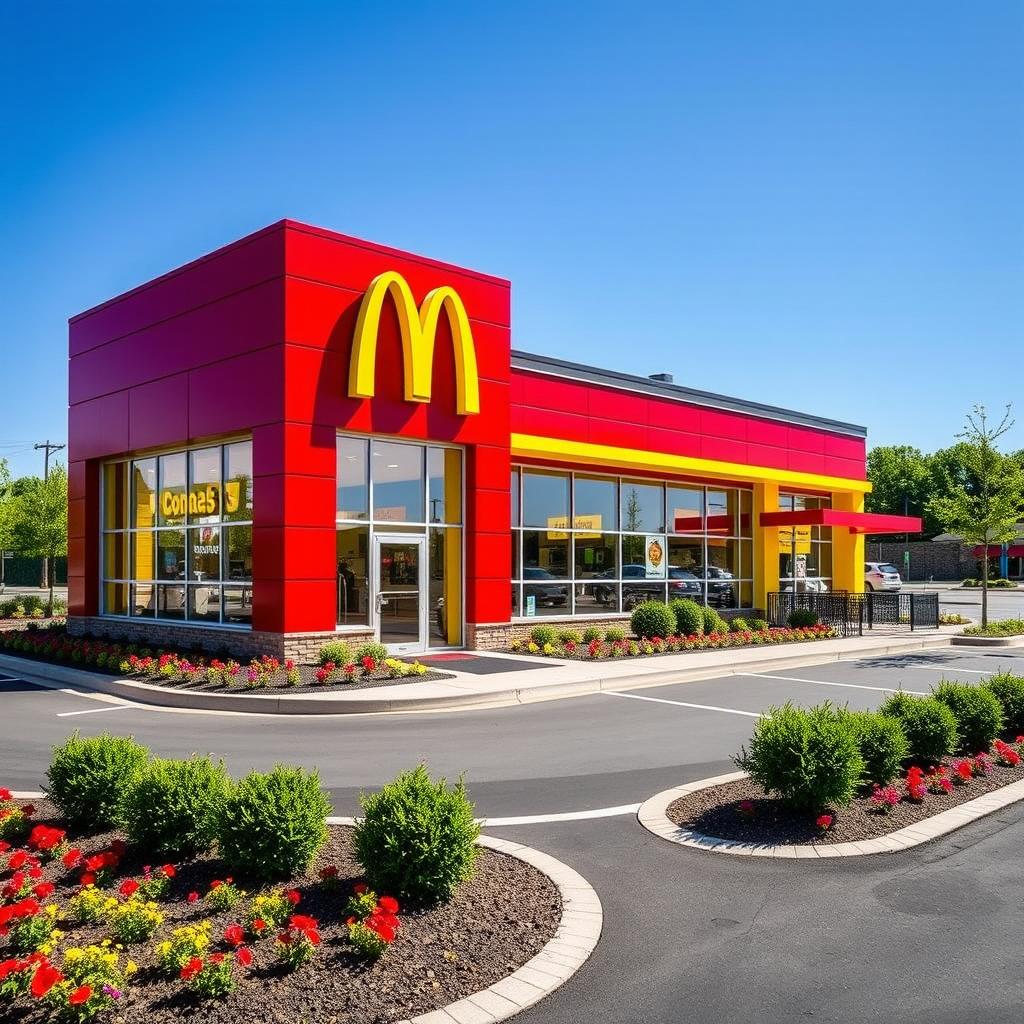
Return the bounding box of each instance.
[866,540,978,581]
[66,616,374,663]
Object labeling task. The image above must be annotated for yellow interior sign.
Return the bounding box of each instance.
[779,525,812,554]
[547,514,603,540]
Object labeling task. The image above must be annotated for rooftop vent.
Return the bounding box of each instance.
[648,372,674,384]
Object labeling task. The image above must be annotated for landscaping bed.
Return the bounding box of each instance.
[0,627,454,693]
[1,740,563,1023]
[667,749,1024,846]
[962,618,1024,638]
[663,671,1024,848]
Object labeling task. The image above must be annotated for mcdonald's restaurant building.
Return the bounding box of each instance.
[66,220,918,660]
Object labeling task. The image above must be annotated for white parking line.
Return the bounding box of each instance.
[895,665,993,676]
[328,804,643,828]
[56,704,135,718]
[602,690,761,717]
[739,672,928,695]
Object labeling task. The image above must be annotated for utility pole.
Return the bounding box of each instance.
[34,440,66,590]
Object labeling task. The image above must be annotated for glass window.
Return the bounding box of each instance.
[131,583,155,618]
[620,481,664,533]
[372,441,423,522]
[337,436,369,520]
[522,532,570,578]
[523,582,570,616]
[574,476,617,532]
[103,462,128,532]
[157,530,186,581]
[132,531,155,581]
[188,586,220,623]
[336,526,369,626]
[668,485,704,534]
[511,531,520,580]
[427,447,461,525]
[622,581,666,610]
[157,584,186,620]
[188,447,221,524]
[158,452,187,526]
[223,441,253,522]
[511,468,520,528]
[621,534,646,570]
[739,489,753,537]
[223,586,253,625]
[103,582,128,616]
[429,526,462,646]
[103,533,129,581]
[522,470,569,529]
[706,489,736,536]
[131,459,157,530]
[575,583,616,615]
[707,538,741,576]
[574,533,617,580]
[225,526,252,581]
[188,526,221,581]
[667,536,703,575]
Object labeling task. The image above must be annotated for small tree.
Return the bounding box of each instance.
[11,464,68,615]
[928,405,1023,629]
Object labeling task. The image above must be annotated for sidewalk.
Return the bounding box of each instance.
[0,629,961,715]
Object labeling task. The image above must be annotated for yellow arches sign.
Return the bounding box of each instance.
[348,271,480,415]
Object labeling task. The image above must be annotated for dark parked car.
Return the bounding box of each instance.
[593,564,702,609]
[698,566,738,607]
[521,566,569,608]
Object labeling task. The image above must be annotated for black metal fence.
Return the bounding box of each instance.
[767,590,940,637]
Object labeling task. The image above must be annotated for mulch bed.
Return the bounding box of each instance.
[667,754,1024,846]
[3,800,561,1023]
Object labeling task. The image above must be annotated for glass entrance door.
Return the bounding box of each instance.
[373,535,427,656]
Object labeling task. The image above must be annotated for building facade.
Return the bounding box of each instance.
[67,221,918,658]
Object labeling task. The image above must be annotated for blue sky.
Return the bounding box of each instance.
[1,1,1021,478]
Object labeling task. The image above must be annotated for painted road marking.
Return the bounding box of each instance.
[56,704,135,718]
[894,665,993,676]
[740,673,928,695]
[602,690,761,718]
[328,804,643,828]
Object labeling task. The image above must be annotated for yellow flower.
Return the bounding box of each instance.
[125,960,138,975]
[64,948,84,961]
[100,939,112,947]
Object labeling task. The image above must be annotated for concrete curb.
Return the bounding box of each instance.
[0,632,955,716]
[394,834,601,1024]
[950,635,1024,648]
[637,771,1024,858]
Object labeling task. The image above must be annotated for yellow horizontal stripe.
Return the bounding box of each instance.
[510,433,872,495]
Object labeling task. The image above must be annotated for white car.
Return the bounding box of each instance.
[864,562,902,592]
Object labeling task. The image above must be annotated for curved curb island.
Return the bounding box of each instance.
[638,771,1024,858]
[950,635,1024,648]
[0,630,955,716]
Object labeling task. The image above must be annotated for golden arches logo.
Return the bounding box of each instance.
[348,271,480,415]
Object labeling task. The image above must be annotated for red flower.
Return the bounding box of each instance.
[62,848,82,869]
[353,883,368,895]
[209,880,223,890]
[79,872,96,887]
[30,961,64,998]
[285,889,301,905]
[367,915,396,943]
[251,918,267,932]
[68,985,92,1006]
[161,864,176,878]
[236,947,253,967]
[28,866,43,880]
[210,952,225,964]
[816,814,833,830]
[9,851,28,871]
[32,882,54,900]
[119,879,140,898]
[187,891,199,903]
[110,840,126,856]
[180,957,203,981]
[361,655,377,672]
[378,895,399,915]
[319,866,338,880]
[0,841,8,853]
[224,924,245,948]
[0,788,11,801]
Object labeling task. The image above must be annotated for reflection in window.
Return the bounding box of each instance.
[188,447,221,523]
[427,447,462,524]
[522,533,570,578]
[336,526,369,626]
[224,441,253,522]
[372,441,424,522]
[522,470,569,529]
[668,486,704,534]
[575,476,618,532]
[158,453,187,526]
[337,436,369,520]
[621,481,664,533]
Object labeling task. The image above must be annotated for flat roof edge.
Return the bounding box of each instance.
[510,350,867,439]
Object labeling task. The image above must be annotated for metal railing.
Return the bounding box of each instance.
[767,590,940,636]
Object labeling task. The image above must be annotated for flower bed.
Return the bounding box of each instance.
[0,627,453,693]
[962,618,1024,638]
[0,596,67,621]
[0,803,560,1023]
[508,624,836,659]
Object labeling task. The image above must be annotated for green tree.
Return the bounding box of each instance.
[865,445,932,535]
[929,406,1023,628]
[10,463,68,614]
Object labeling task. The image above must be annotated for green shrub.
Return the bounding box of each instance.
[750,618,768,631]
[630,601,676,639]
[582,627,603,644]
[604,626,626,643]
[932,681,1004,753]
[556,628,583,646]
[317,640,352,666]
[670,599,704,637]
[217,765,330,880]
[787,608,818,628]
[845,711,908,787]
[47,733,150,829]
[354,642,388,665]
[354,764,480,903]
[528,625,558,647]
[963,618,1024,637]
[729,617,749,633]
[735,702,864,811]
[983,671,1024,733]
[879,692,958,764]
[961,578,978,587]
[119,756,230,855]
[701,606,729,635]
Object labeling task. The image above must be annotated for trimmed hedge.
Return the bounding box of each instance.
[984,671,1024,733]
[932,681,1004,753]
[845,711,908,787]
[879,692,958,765]
[670,599,704,637]
[630,601,676,639]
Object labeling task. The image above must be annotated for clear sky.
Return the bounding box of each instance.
[1,1,1021,479]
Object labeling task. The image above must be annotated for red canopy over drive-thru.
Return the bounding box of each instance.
[759,508,923,535]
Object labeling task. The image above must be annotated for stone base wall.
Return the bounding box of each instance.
[67,616,375,663]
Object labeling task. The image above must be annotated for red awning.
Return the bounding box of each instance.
[973,544,1024,558]
[759,509,923,535]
